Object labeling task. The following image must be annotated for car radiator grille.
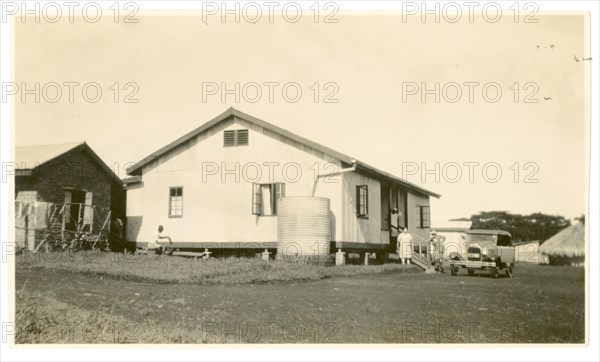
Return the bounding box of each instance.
[467,246,481,261]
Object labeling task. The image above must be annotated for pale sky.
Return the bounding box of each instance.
[13,11,588,224]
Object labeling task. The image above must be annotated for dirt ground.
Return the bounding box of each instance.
[14,262,585,344]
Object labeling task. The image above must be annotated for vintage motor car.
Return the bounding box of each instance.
[449,230,515,278]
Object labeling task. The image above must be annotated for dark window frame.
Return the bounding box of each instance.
[356,185,369,218]
[169,186,183,218]
[416,205,430,228]
[252,182,285,216]
[64,189,87,230]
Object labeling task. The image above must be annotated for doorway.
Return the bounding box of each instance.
[65,190,86,230]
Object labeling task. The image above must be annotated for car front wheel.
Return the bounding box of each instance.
[491,268,499,279]
[451,265,458,276]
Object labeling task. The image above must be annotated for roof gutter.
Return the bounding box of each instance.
[354,161,441,198]
[308,161,357,196]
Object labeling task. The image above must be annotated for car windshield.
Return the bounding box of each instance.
[497,234,512,246]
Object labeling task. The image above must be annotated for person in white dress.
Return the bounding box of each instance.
[397,227,413,264]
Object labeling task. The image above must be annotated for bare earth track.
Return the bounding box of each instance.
[15,262,584,344]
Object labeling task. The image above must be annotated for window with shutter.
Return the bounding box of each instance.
[63,191,72,225]
[252,183,262,215]
[224,130,235,146]
[415,205,421,228]
[274,182,285,214]
[83,192,93,231]
[224,129,249,147]
[252,182,285,216]
[237,129,249,145]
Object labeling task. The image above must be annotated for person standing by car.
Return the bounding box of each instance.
[429,232,436,265]
[397,227,413,264]
[430,230,445,272]
[436,234,446,272]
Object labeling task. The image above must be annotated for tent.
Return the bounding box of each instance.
[539,222,585,266]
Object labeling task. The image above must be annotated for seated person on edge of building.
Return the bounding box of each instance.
[148,225,173,255]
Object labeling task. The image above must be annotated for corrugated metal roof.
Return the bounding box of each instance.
[126,107,441,198]
[513,240,539,247]
[433,227,470,233]
[16,142,83,169]
[539,223,585,257]
[466,229,512,237]
[123,175,142,184]
[15,142,123,186]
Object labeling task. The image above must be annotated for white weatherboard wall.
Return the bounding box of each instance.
[126,118,343,244]
[341,172,382,244]
[339,172,432,245]
[515,241,541,263]
[407,192,431,245]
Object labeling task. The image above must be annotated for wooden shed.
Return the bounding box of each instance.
[14,142,124,251]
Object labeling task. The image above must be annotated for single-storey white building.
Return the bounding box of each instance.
[514,241,541,263]
[124,108,440,261]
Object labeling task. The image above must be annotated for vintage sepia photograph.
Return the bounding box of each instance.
[0,1,598,360]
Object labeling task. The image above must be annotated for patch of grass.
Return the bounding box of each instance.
[16,251,421,285]
[15,289,195,343]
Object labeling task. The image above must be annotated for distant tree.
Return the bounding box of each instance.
[466,211,570,243]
